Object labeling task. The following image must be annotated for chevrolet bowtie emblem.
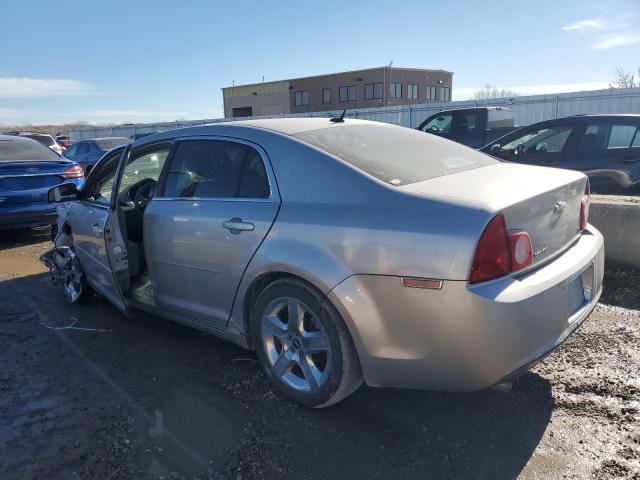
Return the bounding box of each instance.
[553,201,566,215]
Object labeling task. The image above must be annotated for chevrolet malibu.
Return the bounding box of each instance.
[41,118,604,407]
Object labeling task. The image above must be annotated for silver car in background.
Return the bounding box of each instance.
[42,118,604,407]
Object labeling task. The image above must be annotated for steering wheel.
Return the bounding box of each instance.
[515,143,526,155]
[133,178,157,210]
[429,125,440,133]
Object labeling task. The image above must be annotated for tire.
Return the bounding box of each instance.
[52,247,94,304]
[252,278,363,408]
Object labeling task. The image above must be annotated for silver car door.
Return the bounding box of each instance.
[68,146,130,313]
[144,138,280,327]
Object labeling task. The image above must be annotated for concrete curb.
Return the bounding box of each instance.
[589,195,640,269]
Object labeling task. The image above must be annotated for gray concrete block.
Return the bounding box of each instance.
[589,195,640,269]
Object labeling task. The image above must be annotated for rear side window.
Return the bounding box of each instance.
[608,125,639,149]
[163,140,270,199]
[76,142,91,155]
[25,134,55,146]
[295,124,497,186]
[0,139,59,161]
[578,123,609,151]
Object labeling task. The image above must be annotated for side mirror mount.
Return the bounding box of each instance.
[48,183,78,203]
[490,144,501,154]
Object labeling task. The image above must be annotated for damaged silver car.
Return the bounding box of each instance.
[42,118,604,407]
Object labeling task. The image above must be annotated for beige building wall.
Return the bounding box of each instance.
[222,67,453,118]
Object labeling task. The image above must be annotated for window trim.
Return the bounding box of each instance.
[322,88,331,104]
[294,90,309,106]
[407,84,418,100]
[364,82,383,100]
[154,135,280,204]
[339,85,356,102]
[389,82,402,99]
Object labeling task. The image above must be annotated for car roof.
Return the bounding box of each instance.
[210,118,379,135]
[0,134,42,143]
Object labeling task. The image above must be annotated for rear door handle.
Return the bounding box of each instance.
[622,156,638,163]
[223,218,255,232]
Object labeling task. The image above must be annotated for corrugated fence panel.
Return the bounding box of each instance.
[66,87,640,140]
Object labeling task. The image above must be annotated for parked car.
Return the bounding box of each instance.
[55,135,73,149]
[4,131,65,155]
[481,114,640,195]
[63,137,132,173]
[0,135,84,230]
[417,106,518,148]
[41,119,603,407]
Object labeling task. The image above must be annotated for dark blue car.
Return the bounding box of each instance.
[63,137,132,173]
[0,135,84,230]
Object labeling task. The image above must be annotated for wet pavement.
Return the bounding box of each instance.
[0,229,639,479]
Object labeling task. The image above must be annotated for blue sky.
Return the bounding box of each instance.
[1,0,639,125]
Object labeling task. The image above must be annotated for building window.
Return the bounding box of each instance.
[364,82,383,100]
[440,87,451,102]
[339,85,356,102]
[389,82,402,99]
[322,88,331,104]
[295,90,309,106]
[407,84,418,100]
[426,86,437,100]
[232,106,253,117]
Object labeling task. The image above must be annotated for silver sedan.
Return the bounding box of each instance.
[42,118,604,407]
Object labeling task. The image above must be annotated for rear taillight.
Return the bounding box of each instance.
[469,213,534,284]
[61,165,84,179]
[580,179,590,232]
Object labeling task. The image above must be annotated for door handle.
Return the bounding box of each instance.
[622,156,638,163]
[92,224,104,235]
[223,218,255,232]
[543,161,559,165]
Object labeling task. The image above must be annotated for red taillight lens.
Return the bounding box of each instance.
[470,213,511,284]
[470,213,534,284]
[61,165,84,179]
[580,179,590,231]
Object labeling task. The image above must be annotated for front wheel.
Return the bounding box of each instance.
[252,278,363,408]
[50,247,93,304]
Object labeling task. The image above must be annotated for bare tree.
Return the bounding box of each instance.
[609,67,640,89]
[473,84,520,100]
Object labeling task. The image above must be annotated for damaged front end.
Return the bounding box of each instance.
[40,203,90,304]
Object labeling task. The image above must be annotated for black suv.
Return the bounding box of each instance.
[481,114,640,195]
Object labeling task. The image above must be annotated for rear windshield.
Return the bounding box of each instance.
[24,134,55,146]
[0,139,60,161]
[295,124,498,186]
[95,138,130,150]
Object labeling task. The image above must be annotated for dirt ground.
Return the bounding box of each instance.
[1,228,639,480]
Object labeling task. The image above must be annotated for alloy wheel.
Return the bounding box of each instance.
[260,297,331,392]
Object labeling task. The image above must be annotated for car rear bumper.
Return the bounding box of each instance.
[328,225,605,392]
[0,203,57,229]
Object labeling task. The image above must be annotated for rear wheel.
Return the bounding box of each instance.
[252,278,363,407]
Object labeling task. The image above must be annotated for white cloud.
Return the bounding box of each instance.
[561,18,606,31]
[593,33,640,50]
[0,107,24,117]
[0,77,94,98]
[454,82,610,100]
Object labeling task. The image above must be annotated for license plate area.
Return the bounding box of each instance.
[567,264,594,323]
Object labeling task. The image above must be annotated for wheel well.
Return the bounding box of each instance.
[243,272,322,350]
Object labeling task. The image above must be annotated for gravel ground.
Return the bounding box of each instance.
[0,228,639,480]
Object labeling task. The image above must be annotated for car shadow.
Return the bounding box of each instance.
[600,268,640,311]
[0,227,52,251]
[2,272,554,480]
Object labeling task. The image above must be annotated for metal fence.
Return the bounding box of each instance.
[66,87,640,140]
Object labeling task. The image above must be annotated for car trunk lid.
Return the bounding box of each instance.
[399,162,587,269]
[0,160,77,206]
